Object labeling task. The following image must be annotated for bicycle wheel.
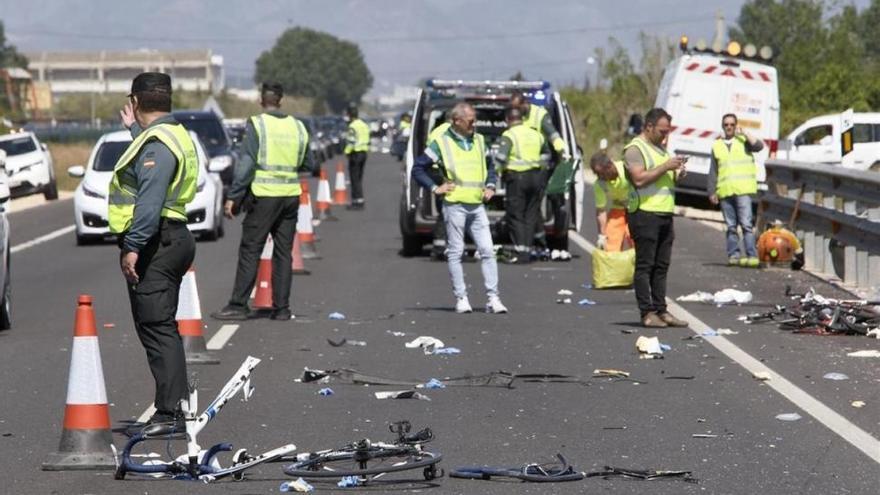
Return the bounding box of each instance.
[283,447,442,479]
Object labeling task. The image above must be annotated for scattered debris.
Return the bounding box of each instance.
[677,289,752,305]
[753,371,772,381]
[868,329,880,339]
[847,350,880,357]
[556,298,572,304]
[620,329,637,334]
[578,298,597,306]
[386,330,407,337]
[775,413,802,421]
[405,336,445,354]
[822,372,849,381]
[851,400,866,408]
[327,338,367,347]
[593,369,629,378]
[280,477,314,492]
[602,426,627,430]
[557,289,573,296]
[715,328,738,335]
[581,283,593,289]
[586,466,697,483]
[664,375,695,380]
[374,390,431,401]
[433,347,461,355]
[296,368,590,388]
[691,434,718,438]
[328,312,346,320]
[317,388,334,396]
[423,378,446,389]
[102,323,115,329]
[636,336,665,359]
[337,476,360,488]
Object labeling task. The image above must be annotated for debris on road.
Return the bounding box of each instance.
[280,478,314,492]
[556,297,572,304]
[691,433,718,438]
[405,336,445,354]
[847,350,880,357]
[636,336,666,359]
[374,390,431,401]
[852,400,866,408]
[386,330,406,337]
[317,388,334,396]
[868,329,880,339]
[433,347,461,355]
[677,289,752,305]
[581,283,593,289]
[422,378,446,389]
[337,475,361,487]
[297,368,590,388]
[775,413,802,421]
[593,369,630,378]
[822,372,849,381]
[586,466,697,483]
[557,289,573,296]
[578,298,596,306]
[753,371,772,381]
[449,453,585,482]
[102,323,115,329]
[328,312,346,320]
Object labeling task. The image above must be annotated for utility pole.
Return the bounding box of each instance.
[711,10,726,52]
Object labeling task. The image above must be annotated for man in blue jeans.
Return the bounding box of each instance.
[707,113,764,267]
[412,102,508,314]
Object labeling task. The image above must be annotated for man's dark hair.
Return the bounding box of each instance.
[134,91,171,113]
[721,113,737,123]
[589,151,613,171]
[347,104,359,118]
[644,108,672,127]
[261,90,282,107]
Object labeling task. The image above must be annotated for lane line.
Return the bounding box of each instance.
[569,230,880,465]
[10,224,76,254]
[207,324,239,350]
[136,405,156,424]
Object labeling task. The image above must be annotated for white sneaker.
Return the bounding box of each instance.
[455,297,473,314]
[486,297,508,314]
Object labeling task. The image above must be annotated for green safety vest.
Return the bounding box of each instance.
[525,103,565,153]
[428,122,450,145]
[594,160,634,211]
[501,123,547,172]
[250,113,307,197]
[108,122,197,234]
[398,120,411,131]
[712,136,757,198]
[623,136,675,214]
[437,132,487,205]
[345,118,370,153]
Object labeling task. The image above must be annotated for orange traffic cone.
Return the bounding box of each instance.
[297,183,321,259]
[176,266,219,365]
[291,235,311,275]
[333,160,348,206]
[316,168,337,221]
[43,295,116,471]
[251,235,274,309]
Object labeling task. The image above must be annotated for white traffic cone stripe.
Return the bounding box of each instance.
[65,336,108,404]
[335,170,345,190]
[318,177,332,203]
[175,271,202,320]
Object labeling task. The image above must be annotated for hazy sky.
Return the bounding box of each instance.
[1,0,871,94]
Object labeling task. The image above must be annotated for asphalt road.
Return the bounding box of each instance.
[0,153,877,494]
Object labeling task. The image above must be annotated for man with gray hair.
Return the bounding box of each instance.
[412,102,508,314]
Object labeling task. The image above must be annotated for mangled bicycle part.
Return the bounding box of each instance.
[115,356,296,481]
[283,420,443,482]
[586,466,698,483]
[450,453,585,482]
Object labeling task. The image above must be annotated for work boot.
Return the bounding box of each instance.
[728,256,740,266]
[658,312,689,327]
[455,297,473,314]
[142,412,186,438]
[741,257,760,268]
[210,305,249,321]
[271,308,293,321]
[486,296,508,314]
[642,312,668,328]
[430,245,447,261]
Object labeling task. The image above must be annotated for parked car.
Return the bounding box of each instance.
[172,111,237,188]
[222,117,247,151]
[297,117,328,177]
[68,130,225,245]
[399,79,584,256]
[784,112,880,171]
[0,157,12,330]
[0,130,59,200]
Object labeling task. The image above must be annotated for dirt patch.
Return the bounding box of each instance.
[47,142,93,191]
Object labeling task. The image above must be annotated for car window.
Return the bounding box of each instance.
[0,136,38,156]
[853,124,873,144]
[93,141,129,171]
[796,125,832,146]
[178,118,229,148]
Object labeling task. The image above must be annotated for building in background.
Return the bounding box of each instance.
[25,49,224,94]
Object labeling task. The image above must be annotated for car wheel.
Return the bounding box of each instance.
[76,233,97,246]
[44,179,59,201]
[401,233,424,257]
[0,255,11,331]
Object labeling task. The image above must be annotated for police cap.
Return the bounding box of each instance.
[261,81,284,97]
[129,72,172,96]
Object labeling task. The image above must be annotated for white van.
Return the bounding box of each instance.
[784,112,880,171]
[654,48,780,198]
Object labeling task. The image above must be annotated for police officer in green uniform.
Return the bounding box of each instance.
[623,108,689,328]
[111,72,197,436]
[211,82,312,321]
[344,105,370,209]
[495,107,550,264]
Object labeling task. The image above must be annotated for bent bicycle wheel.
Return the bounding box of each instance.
[284,448,442,479]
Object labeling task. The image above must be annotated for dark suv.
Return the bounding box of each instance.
[399,80,584,256]
[173,111,236,188]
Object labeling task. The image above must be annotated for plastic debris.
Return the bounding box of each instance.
[578,298,597,306]
[691,434,718,438]
[102,323,115,329]
[775,413,802,421]
[852,400,866,408]
[328,312,346,320]
[405,336,445,354]
[433,347,461,355]
[327,338,367,347]
[387,331,406,337]
[557,289,573,296]
[822,372,849,381]
[338,476,361,487]
[317,388,334,396]
[280,478,315,492]
[374,390,431,401]
[556,298,572,304]
[593,369,630,378]
[424,378,446,389]
[636,336,665,358]
[659,343,672,352]
[581,283,593,289]
[868,329,880,339]
[753,371,772,381]
[847,350,880,357]
[677,291,713,303]
[677,289,752,305]
[715,328,738,335]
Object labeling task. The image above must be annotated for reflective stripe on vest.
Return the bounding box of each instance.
[502,124,546,172]
[624,136,675,213]
[712,136,757,198]
[525,104,547,132]
[108,123,198,233]
[250,114,305,197]
[438,133,486,204]
[345,119,370,153]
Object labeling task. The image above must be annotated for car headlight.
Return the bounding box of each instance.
[15,160,43,173]
[209,155,233,170]
[82,184,105,199]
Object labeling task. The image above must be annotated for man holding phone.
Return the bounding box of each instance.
[623,108,689,328]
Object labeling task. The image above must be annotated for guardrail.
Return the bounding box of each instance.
[759,159,880,292]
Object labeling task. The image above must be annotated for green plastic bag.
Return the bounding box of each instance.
[592,248,635,289]
[545,159,576,196]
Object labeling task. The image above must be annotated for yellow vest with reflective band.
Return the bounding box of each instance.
[712,136,757,198]
[501,123,546,172]
[437,132,487,205]
[250,113,306,197]
[398,120,411,131]
[525,104,565,153]
[623,136,675,213]
[345,118,370,153]
[108,123,197,234]
[427,123,451,170]
[594,160,634,211]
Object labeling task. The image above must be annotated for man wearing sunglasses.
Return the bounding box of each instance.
[708,113,764,268]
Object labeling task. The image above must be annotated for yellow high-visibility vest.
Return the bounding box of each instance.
[594,160,634,211]
[345,118,370,153]
[623,136,675,213]
[250,113,307,197]
[501,123,547,172]
[437,132,487,205]
[712,136,757,198]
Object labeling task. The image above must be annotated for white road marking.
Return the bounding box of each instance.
[10,224,76,254]
[569,230,880,465]
[136,404,156,424]
[207,324,239,350]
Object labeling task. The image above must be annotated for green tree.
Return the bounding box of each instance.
[255,27,372,114]
[0,21,27,69]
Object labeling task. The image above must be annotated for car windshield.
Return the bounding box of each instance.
[0,136,38,156]
[93,141,129,171]
[427,104,509,144]
[178,118,228,148]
